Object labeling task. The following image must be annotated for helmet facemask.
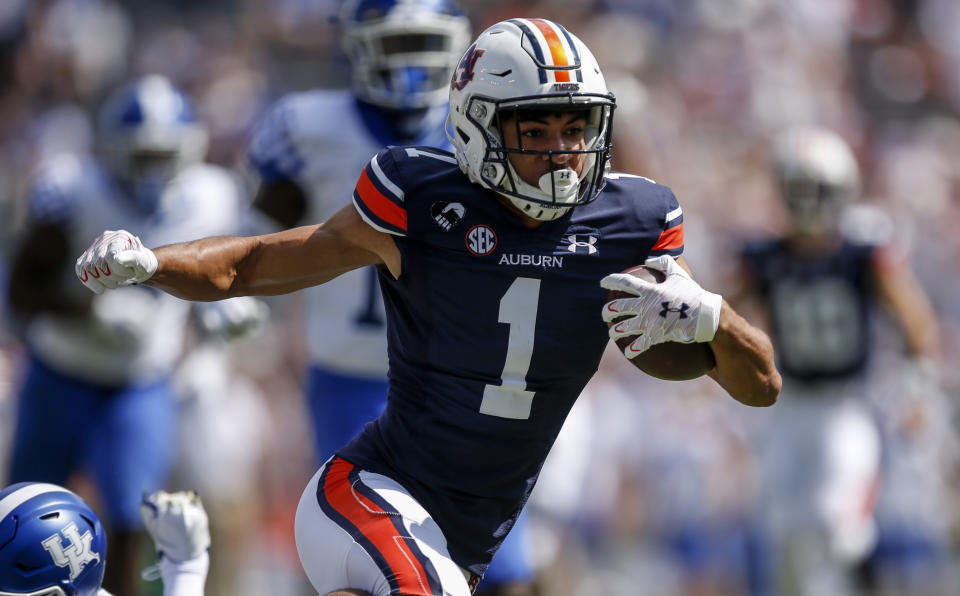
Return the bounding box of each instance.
[453,94,615,221]
[781,176,851,238]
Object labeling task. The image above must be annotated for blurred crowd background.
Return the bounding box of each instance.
[1,0,960,595]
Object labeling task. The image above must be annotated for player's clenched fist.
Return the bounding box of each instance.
[75,229,158,294]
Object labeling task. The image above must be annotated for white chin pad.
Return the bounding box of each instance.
[538,168,579,199]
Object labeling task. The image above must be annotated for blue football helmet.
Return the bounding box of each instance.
[339,0,471,110]
[0,483,107,596]
[98,74,209,211]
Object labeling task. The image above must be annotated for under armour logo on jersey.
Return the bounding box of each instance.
[565,235,598,255]
[659,302,690,319]
[452,44,485,91]
[41,521,101,581]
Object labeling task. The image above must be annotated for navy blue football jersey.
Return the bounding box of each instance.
[742,238,878,383]
[339,146,685,575]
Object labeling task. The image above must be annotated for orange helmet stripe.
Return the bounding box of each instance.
[529,18,571,82]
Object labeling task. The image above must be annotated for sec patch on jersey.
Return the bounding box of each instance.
[606,265,716,380]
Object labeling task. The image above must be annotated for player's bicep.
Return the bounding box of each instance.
[244,203,400,294]
[317,202,401,279]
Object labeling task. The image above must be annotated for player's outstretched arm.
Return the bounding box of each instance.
[76,204,401,301]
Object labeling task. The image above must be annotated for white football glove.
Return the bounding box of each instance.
[75,230,158,294]
[193,296,270,339]
[601,255,722,358]
[140,490,211,563]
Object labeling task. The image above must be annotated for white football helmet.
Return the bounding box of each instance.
[339,0,471,110]
[773,126,861,236]
[447,18,616,221]
[98,75,208,211]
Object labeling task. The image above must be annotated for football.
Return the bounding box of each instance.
[605,265,717,380]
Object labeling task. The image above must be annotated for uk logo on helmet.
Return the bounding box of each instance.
[466,224,497,256]
[41,521,101,581]
[452,44,485,91]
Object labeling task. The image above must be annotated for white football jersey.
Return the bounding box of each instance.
[249,90,447,376]
[24,153,244,386]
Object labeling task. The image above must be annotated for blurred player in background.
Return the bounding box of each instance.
[736,126,941,596]
[4,74,258,595]
[247,0,470,474]
[247,1,535,594]
[0,482,211,596]
[73,17,780,596]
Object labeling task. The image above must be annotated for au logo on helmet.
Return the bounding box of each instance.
[452,44,485,91]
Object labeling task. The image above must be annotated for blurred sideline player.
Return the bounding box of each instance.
[247,1,535,594]
[0,482,211,596]
[73,17,780,596]
[736,126,940,596]
[5,74,257,595]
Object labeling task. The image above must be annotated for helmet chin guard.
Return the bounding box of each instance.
[447,18,616,221]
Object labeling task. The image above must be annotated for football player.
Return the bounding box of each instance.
[5,74,258,595]
[75,18,780,596]
[246,3,533,593]
[246,3,536,594]
[0,483,211,596]
[737,126,941,596]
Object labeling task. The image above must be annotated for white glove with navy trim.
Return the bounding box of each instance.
[140,490,210,563]
[75,230,158,294]
[601,255,722,357]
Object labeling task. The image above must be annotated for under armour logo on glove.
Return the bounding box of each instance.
[601,255,722,357]
[659,302,690,319]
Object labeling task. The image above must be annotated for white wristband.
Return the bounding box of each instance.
[694,291,722,343]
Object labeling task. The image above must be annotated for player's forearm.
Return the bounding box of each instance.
[147,224,376,300]
[146,235,258,301]
[709,300,781,407]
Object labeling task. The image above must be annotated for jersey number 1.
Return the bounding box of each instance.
[480,277,540,420]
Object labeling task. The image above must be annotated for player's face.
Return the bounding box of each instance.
[500,111,588,187]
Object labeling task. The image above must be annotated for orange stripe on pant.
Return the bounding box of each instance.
[357,166,408,231]
[323,458,433,595]
[529,18,570,82]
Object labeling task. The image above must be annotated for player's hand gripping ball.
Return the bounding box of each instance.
[601,258,719,380]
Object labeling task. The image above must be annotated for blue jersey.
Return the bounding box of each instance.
[742,238,877,383]
[339,146,685,575]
